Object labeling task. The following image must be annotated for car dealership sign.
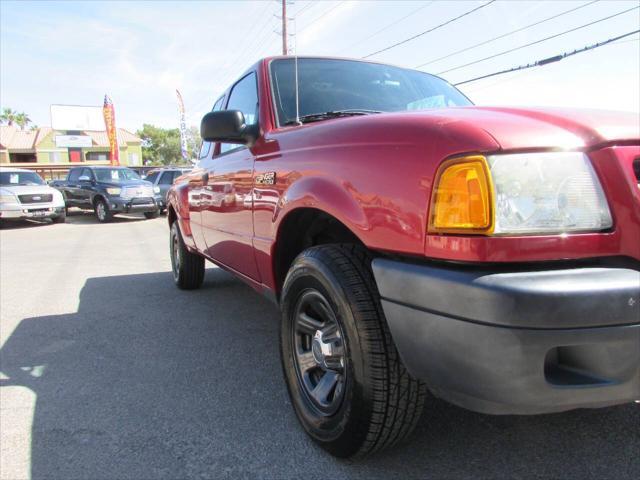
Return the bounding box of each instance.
[55,135,93,148]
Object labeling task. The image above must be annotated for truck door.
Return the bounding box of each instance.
[77,168,95,206]
[201,72,260,281]
[186,97,226,252]
[64,168,82,205]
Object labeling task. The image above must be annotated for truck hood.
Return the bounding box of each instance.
[0,184,61,196]
[415,106,640,150]
[102,180,153,188]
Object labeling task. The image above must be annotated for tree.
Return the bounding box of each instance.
[186,125,201,160]
[136,124,185,166]
[0,108,17,126]
[14,112,32,130]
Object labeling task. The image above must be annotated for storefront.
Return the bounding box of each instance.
[0,125,143,173]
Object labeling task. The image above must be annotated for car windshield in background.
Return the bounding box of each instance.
[0,171,45,186]
[270,58,473,126]
[94,168,141,182]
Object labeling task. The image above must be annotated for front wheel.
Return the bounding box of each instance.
[52,212,66,224]
[144,210,160,219]
[280,244,426,458]
[94,198,112,223]
[170,222,204,289]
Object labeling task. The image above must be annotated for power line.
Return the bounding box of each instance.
[340,1,435,54]
[415,0,599,69]
[437,5,639,75]
[298,1,344,33]
[362,0,497,59]
[293,1,316,18]
[213,7,280,92]
[453,29,640,86]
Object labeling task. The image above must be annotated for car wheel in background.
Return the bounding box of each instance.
[280,244,426,458]
[94,198,112,223]
[52,212,66,224]
[144,210,160,219]
[170,221,205,290]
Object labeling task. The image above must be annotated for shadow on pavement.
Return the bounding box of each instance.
[64,209,149,225]
[0,210,149,229]
[0,219,56,230]
[1,269,638,479]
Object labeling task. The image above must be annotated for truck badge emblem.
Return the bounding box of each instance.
[255,172,276,185]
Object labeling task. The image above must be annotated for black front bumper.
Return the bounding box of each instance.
[109,197,158,214]
[372,259,640,415]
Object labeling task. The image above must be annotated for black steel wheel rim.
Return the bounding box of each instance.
[291,289,347,416]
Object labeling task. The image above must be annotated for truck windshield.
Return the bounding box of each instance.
[0,171,45,186]
[270,58,472,126]
[94,168,141,182]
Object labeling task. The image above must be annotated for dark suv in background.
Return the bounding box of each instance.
[51,166,159,222]
[144,167,191,213]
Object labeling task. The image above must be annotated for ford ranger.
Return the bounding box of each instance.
[52,166,160,222]
[166,56,640,458]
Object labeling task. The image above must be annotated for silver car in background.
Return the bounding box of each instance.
[0,167,66,224]
[144,167,191,213]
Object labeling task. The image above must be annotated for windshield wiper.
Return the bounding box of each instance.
[284,109,382,125]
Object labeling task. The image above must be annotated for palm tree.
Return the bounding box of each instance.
[0,107,17,126]
[14,112,32,130]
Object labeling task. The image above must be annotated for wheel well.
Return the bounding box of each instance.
[273,208,363,297]
[92,195,106,207]
[167,205,177,227]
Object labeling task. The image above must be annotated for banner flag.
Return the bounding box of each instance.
[176,89,189,161]
[102,95,119,166]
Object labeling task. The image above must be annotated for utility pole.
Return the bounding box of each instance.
[281,0,288,56]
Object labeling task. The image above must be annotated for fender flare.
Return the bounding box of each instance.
[273,175,369,242]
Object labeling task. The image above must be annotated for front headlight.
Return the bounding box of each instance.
[106,187,121,195]
[429,152,613,235]
[154,186,160,194]
[0,194,17,204]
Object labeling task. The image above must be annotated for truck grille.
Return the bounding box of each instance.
[120,186,154,200]
[18,194,53,204]
[130,197,155,205]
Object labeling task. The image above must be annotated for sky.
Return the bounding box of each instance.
[1,0,639,132]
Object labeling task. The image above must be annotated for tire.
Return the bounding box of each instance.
[170,221,205,289]
[52,212,66,224]
[144,210,160,219]
[280,244,426,458]
[94,198,112,223]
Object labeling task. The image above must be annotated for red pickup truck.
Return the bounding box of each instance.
[167,56,640,457]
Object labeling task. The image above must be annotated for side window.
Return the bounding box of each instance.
[220,72,258,155]
[80,168,93,180]
[145,171,159,183]
[200,96,225,160]
[159,172,174,185]
[68,169,81,182]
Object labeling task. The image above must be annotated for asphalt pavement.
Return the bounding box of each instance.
[1,211,638,480]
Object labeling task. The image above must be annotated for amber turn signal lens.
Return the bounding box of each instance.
[429,155,494,234]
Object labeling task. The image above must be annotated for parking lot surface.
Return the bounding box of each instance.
[1,212,638,480]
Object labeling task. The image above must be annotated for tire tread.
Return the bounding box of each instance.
[172,222,204,290]
[301,244,426,457]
